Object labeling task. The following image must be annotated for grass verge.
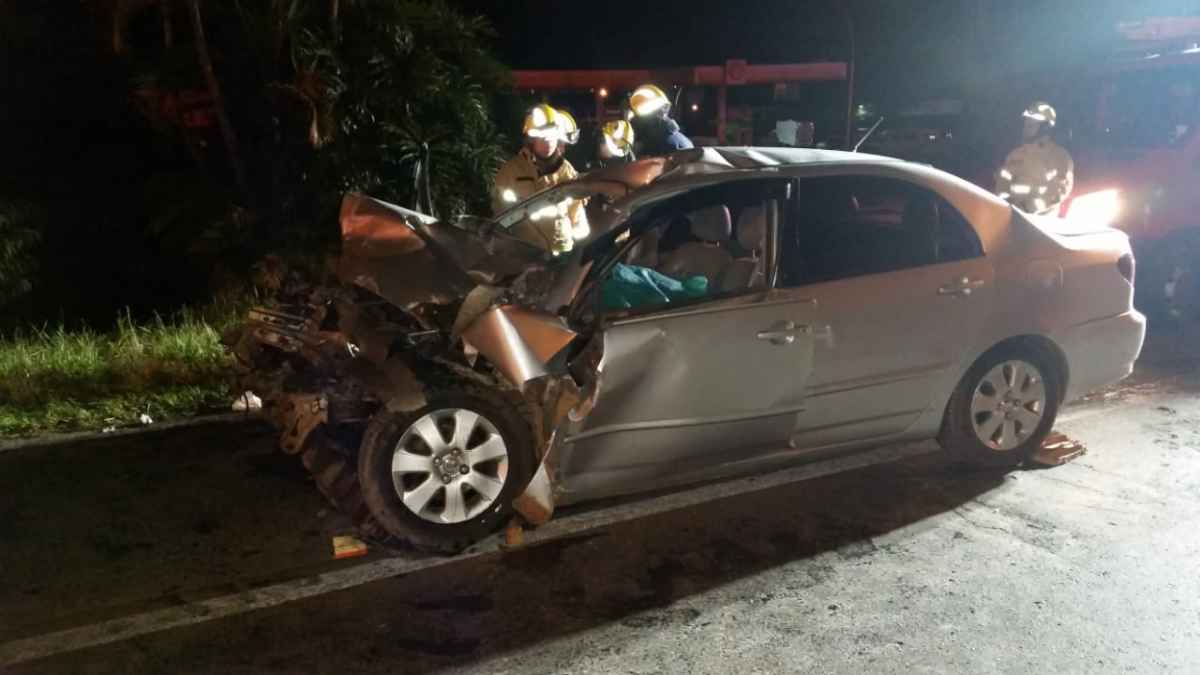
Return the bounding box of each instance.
[0,299,247,438]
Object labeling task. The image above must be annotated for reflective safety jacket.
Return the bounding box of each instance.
[492,147,584,253]
[493,147,578,213]
[995,138,1075,214]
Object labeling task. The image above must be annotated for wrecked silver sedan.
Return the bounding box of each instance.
[229,147,1146,553]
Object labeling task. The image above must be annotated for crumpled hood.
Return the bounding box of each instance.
[336,193,547,308]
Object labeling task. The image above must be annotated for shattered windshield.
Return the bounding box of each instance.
[492,158,672,233]
[493,183,609,231]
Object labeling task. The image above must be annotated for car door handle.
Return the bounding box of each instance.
[938,276,985,296]
[757,321,809,345]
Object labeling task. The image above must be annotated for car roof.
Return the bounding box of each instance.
[620,147,906,203]
[669,146,903,172]
[616,147,1012,253]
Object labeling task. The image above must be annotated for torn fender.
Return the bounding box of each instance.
[512,342,604,525]
[460,305,579,390]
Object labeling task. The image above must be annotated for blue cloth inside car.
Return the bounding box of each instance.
[601,263,708,310]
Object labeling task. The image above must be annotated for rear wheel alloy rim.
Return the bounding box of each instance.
[970,360,1047,452]
[391,408,509,524]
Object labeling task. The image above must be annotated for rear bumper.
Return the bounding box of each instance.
[1054,309,1147,402]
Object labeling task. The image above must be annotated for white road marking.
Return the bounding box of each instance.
[0,554,485,666]
[0,385,1175,666]
[0,441,940,666]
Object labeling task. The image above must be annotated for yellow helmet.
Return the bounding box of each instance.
[601,119,635,156]
[523,104,566,140]
[555,108,580,145]
[629,84,670,117]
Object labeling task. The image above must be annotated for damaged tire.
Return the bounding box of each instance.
[357,385,535,554]
[938,345,1060,468]
[300,431,389,542]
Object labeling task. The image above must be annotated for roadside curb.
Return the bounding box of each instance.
[0,412,267,454]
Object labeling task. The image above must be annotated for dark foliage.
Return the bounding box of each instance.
[0,0,510,327]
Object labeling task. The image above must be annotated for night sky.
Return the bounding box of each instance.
[460,0,1200,106]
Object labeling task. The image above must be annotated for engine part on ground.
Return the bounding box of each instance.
[332,535,369,559]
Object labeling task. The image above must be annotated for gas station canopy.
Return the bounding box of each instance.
[512,60,849,144]
[513,61,847,90]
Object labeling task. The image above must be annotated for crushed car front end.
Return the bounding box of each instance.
[226,160,672,552]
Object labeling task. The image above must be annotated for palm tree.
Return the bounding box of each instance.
[293,0,512,216]
[117,0,510,255]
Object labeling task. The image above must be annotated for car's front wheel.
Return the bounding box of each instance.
[357,385,535,554]
[939,345,1060,468]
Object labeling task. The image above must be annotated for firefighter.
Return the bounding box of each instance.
[995,101,1074,214]
[627,84,694,157]
[585,119,637,171]
[493,104,586,253]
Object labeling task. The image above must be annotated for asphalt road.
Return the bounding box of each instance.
[3,324,1199,674]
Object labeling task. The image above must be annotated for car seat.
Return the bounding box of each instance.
[657,205,734,287]
[720,202,771,291]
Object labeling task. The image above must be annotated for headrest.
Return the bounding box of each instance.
[688,205,731,242]
[737,203,770,251]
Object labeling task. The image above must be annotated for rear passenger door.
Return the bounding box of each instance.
[777,174,994,449]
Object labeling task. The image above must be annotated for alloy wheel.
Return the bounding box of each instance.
[970,359,1048,452]
[390,408,510,524]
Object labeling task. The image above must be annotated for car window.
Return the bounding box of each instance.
[571,179,787,322]
[935,197,984,263]
[779,175,982,287]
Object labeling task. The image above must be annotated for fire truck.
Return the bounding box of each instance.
[1064,17,1200,319]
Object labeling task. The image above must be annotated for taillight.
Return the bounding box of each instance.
[1117,253,1135,285]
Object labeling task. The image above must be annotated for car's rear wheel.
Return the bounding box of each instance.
[939,345,1060,468]
[357,385,535,554]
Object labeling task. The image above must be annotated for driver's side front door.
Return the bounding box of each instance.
[553,179,818,503]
